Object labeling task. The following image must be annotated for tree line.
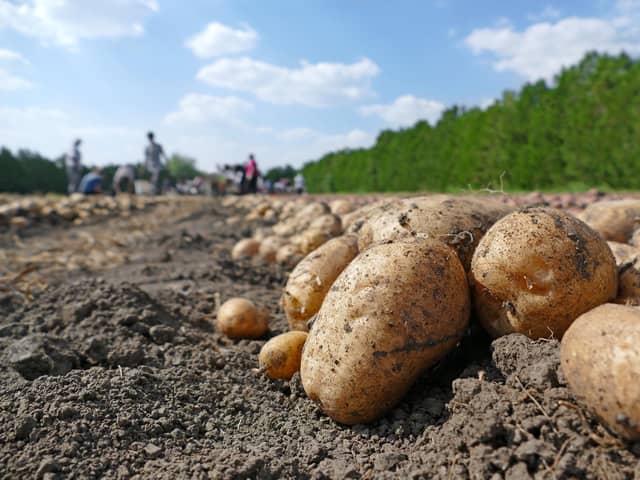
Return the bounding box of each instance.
[302,52,640,193]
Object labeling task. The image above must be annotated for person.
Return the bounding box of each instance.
[294,172,305,194]
[144,131,168,195]
[65,138,83,194]
[245,154,258,194]
[113,164,136,195]
[78,168,103,195]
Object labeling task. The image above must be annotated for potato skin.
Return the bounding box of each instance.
[259,331,308,380]
[231,238,260,260]
[216,298,269,339]
[578,199,640,243]
[283,235,359,331]
[471,207,618,339]
[561,303,640,441]
[300,239,470,425]
[607,241,640,306]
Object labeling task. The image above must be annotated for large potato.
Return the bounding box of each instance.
[561,303,640,441]
[283,235,359,331]
[471,207,618,339]
[578,199,640,243]
[301,239,470,424]
[358,196,513,270]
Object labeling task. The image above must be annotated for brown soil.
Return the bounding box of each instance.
[0,194,639,479]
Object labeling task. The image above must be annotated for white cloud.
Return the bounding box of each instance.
[0,48,28,64]
[197,56,380,106]
[465,6,640,81]
[0,68,32,90]
[164,94,254,125]
[360,95,445,127]
[185,22,258,58]
[0,0,158,47]
[528,6,561,22]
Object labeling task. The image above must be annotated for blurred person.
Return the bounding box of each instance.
[65,138,83,194]
[144,131,168,195]
[294,172,306,194]
[245,154,259,194]
[113,164,136,195]
[78,167,103,195]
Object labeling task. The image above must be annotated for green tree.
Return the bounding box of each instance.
[166,154,203,182]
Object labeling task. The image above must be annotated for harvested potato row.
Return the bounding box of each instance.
[284,235,359,331]
[301,239,470,424]
[259,331,308,380]
[357,196,513,270]
[471,207,618,339]
[561,303,640,441]
[607,241,640,306]
[216,298,269,339]
[578,199,640,243]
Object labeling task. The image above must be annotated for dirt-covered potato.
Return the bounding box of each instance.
[216,298,269,339]
[308,214,342,237]
[330,199,355,216]
[578,199,640,243]
[300,239,470,424]
[561,303,640,441]
[259,331,308,380]
[258,236,288,263]
[358,196,512,270]
[231,238,260,260]
[471,207,618,339]
[284,235,359,331]
[607,241,640,306]
[275,244,304,267]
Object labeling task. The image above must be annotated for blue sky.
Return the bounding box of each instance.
[0,0,638,171]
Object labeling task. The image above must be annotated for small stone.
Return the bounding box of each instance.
[14,415,36,440]
[144,443,162,458]
[36,457,60,479]
[149,325,175,344]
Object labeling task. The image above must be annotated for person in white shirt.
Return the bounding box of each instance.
[294,172,305,194]
[66,138,83,194]
[113,164,136,194]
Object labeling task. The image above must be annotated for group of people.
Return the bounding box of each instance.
[65,131,168,196]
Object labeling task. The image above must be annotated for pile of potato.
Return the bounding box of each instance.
[0,193,160,231]
[221,195,640,441]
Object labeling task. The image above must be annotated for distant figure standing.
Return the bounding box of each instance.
[294,172,305,194]
[245,154,259,194]
[66,138,83,194]
[144,131,168,195]
[113,164,136,195]
[78,168,103,195]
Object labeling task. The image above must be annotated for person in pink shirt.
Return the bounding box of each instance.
[245,154,259,194]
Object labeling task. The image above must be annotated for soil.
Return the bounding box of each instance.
[0,193,639,479]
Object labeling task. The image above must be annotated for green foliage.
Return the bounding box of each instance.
[303,52,640,193]
[264,164,297,183]
[166,153,203,182]
[0,148,67,194]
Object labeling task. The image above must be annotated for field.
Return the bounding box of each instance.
[0,192,638,479]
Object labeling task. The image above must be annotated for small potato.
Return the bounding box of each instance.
[259,331,308,379]
[231,238,260,260]
[299,229,333,255]
[561,303,640,441]
[284,235,359,331]
[301,239,470,424]
[607,241,640,306]
[330,199,355,216]
[471,207,618,339]
[258,236,288,263]
[216,298,269,339]
[578,199,640,243]
[275,244,304,267]
[308,214,342,237]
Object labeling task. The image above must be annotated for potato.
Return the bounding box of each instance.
[358,196,512,270]
[216,298,269,339]
[300,239,470,424]
[258,236,288,263]
[471,207,618,339]
[275,244,304,267]
[231,238,260,260]
[561,303,640,441]
[329,199,355,216]
[607,241,640,306]
[299,229,333,255]
[259,331,308,379]
[283,235,359,331]
[308,214,342,237]
[578,199,640,243]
